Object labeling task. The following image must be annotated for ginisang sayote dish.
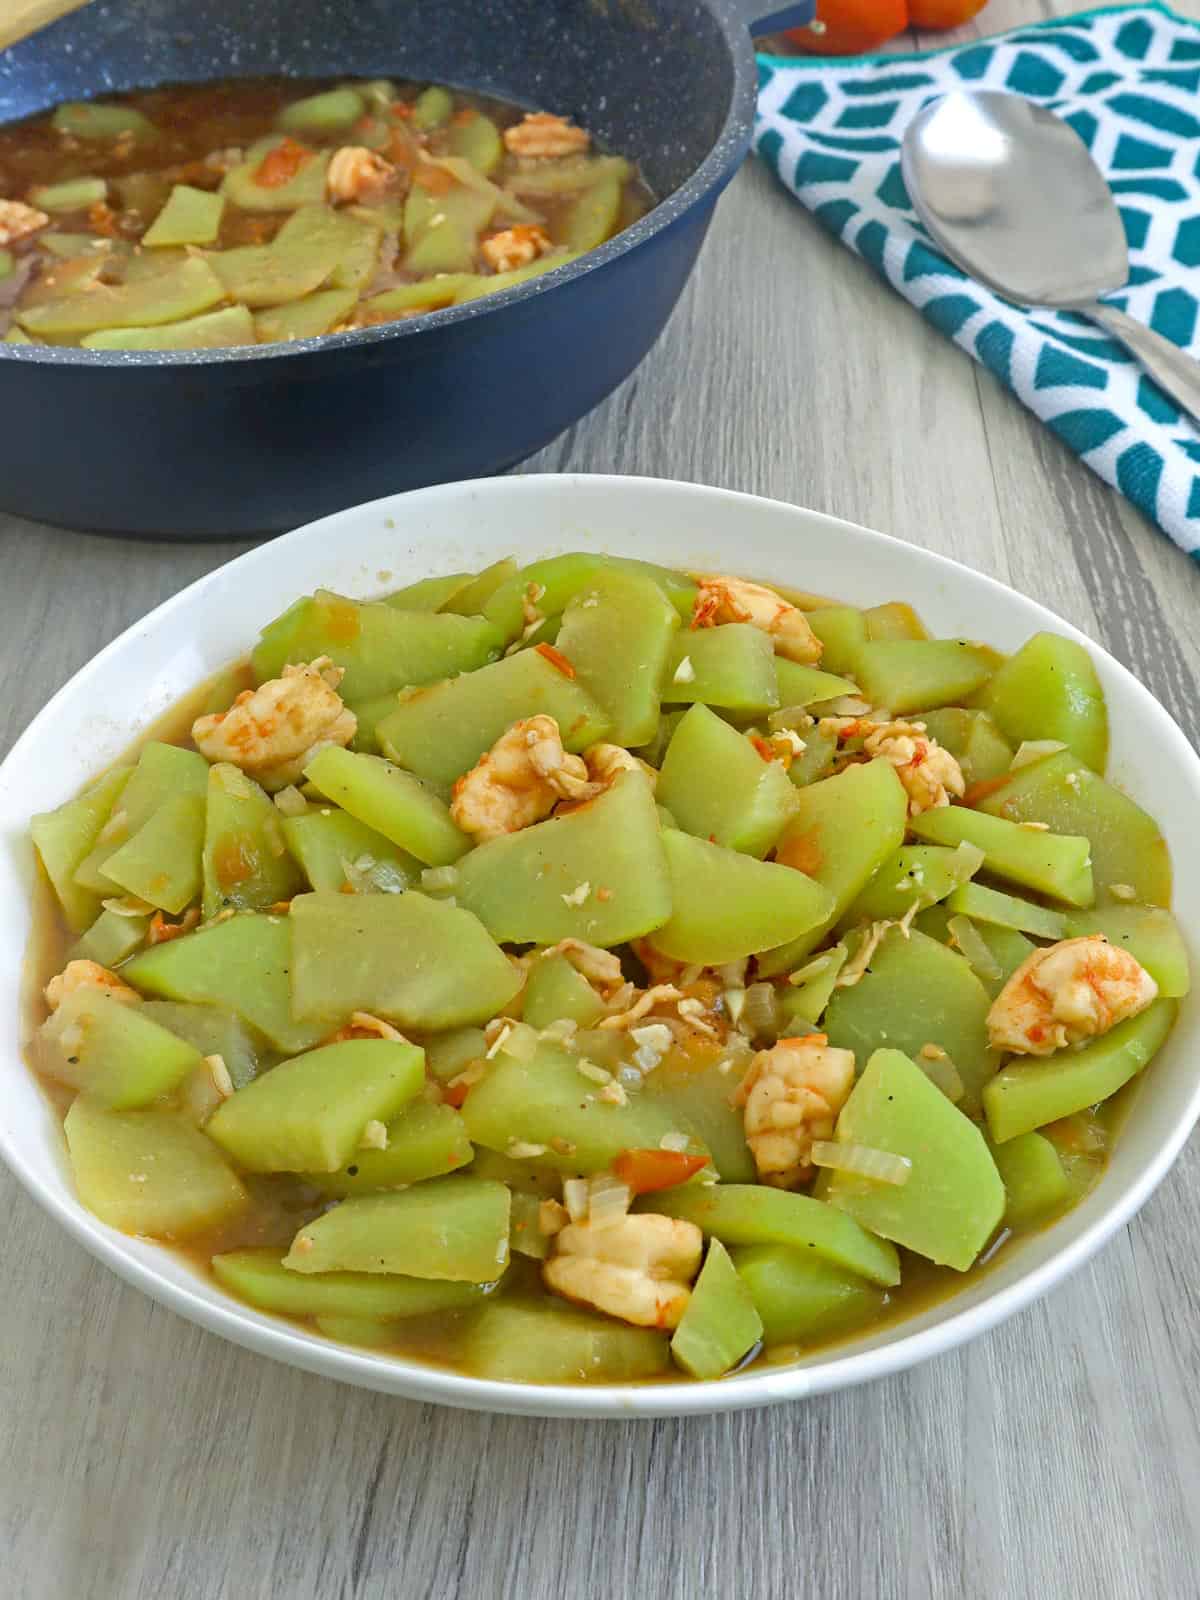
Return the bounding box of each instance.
[0,78,651,351]
[23,553,1187,1386]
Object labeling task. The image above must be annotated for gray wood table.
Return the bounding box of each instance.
[4,4,1200,1594]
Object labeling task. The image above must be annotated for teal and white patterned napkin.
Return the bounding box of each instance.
[755,3,1200,557]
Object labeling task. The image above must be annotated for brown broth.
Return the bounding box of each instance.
[0,77,655,347]
[21,622,1123,1388]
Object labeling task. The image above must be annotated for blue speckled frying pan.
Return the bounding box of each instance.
[0,0,811,537]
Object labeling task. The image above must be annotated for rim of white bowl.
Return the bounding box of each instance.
[3,472,1200,1420]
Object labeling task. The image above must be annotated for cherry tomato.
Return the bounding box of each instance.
[907,0,987,28]
[254,137,312,189]
[784,0,908,56]
[612,1149,709,1195]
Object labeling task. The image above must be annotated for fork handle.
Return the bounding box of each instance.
[1085,300,1200,426]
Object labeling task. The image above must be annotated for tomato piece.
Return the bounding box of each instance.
[255,137,313,189]
[962,774,1010,808]
[907,0,986,27]
[784,0,908,55]
[412,161,454,195]
[613,1148,709,1195]
[88,200,119,237]
[535,642,576,679]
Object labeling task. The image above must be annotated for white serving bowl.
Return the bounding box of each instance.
[2,474,1198,1419]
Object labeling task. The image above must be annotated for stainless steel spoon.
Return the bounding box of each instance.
[901,89,1200,423]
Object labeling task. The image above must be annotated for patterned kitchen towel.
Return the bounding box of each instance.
[755,3,1200,556]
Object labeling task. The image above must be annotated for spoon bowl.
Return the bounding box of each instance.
[901,90,1127,307]
[901,88,1200,426]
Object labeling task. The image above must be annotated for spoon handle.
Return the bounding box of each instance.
[0,0,92,50]
[1084,301,1200,426]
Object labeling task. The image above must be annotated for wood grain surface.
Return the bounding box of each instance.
[3,4,1200,1595]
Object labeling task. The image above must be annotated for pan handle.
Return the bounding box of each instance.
[727,0,817,30]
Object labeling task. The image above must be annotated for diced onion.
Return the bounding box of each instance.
[1010,739,1068,772]
[420,865,460,896]
[273,787,307,825]
[949,841,986,878]
[813,694,871,717]
[574,1028,628,1073]
[587,1174,632,1226]
[563,1178,590,1223]
[485,1023,512,1059]
[339,856,376,894]
[916,1051,965,1103]
[630,1021,673,1062]
[576,1058,611,1085]
[723,987,747,1025]
[742,982,779,1039]
[507,1140,549,1160]
[659,1131,690,1153]
[539,1018,578,1043]
[810,1141,912,1185]
[767,704,815,733]
[100,895,154,918]
[203,1053,234,1099]
[632,1044,662,1074]
[947,915,1002,981]
[787,952,834,987]
[499,1022,538,1061]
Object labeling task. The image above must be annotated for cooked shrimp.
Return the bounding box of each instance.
[543,1213,703,1329]
[147,908,200,945]
[449,715,600,841]
[326,146,395,204]
[480,223,552,274]
[987,935,1158,1056]
[738,1034,856,1188]
[863,722,964,814]
[44,959,139,1013]
[691,575,822,664]
[0,199,48,246]
[503,112,590,160]
[191,657,356,792]
[822,717,964,815]
[584,743,657,787]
